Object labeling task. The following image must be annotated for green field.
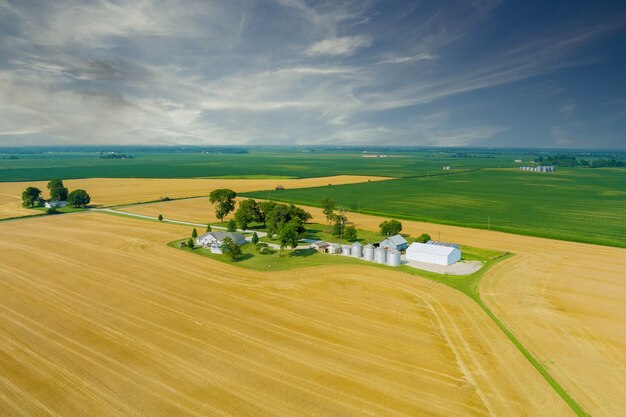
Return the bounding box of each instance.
[243,168,626,248]
[0,148,522,181]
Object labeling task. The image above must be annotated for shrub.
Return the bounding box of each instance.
[416,233,431,243]
[46,207,58,215]
[187,238,195,249]
[158,214,163,221]
[251,232,259,244]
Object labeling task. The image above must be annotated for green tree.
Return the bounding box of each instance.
[320,197,336,224]
[251,232,259,244]
[187,238,195,249]
[47,178,68,201]
[206,224,212,232]
[416,233,431,243]
[331,213,348,237]
[344,226,358,242]
[379,219,402,236]
[266,203,311,238]
[221,236,242,260]
[227,219,237,232]
[158,214,163,221]
[258,201,277,226]
[192,228,198,239]
[277,219,303,256]
[67,189,91,208]
[46,207,58,215]
[209,189,237,222]
[234,199,261,230]
[21,187,42,207]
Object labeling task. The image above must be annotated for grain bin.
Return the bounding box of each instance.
[387,249,401,267]
[375,247,387,264]
[342,245,352,256]
[363,244,374,261]
[351,242,363,258]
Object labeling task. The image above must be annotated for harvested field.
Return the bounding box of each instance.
[0,176,388,220]
[0,213,570,416]
[125,199,626,416]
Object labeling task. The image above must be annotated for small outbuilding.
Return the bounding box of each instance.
[328,243,342,255]
[406,242,461,266]
[378,234,408,251]
[311,241,330,253]
[45,201,67,208]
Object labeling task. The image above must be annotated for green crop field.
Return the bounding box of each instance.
[243,168,626,248]
[0,148,521,181]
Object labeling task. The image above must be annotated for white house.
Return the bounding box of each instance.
[196,232,246,247]
[406,242,461,266]
[378,234,408,251]
[45,201,67,208]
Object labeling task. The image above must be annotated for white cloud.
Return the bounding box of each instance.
[306,36,372,56]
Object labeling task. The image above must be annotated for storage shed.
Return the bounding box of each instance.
[328,243,342,255]
[406,242,461,266]
[378,234,408,251]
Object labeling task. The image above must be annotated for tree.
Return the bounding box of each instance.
[67,189,91,208]
[251,232,259,244]
[46,207,58,215]
[320,198,336,224]
[227,219,237,232]
[47,178,68,201]
[234,199,261,230]
[209,189,237,222]
[21,187,42,207]
[344,226,358,242]
[187,238,195,249]
[416,233,431,243]
[266,203,311,238]
[221,236,242,260]
[379,219,402,236]
[258,201,277,226]
[158,214,163,221]
[206,224,212,232]
[277,219,303,255]
[191,228,198,239]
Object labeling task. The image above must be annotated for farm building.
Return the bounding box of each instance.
[311,241,330,253]
[406,242,461,266]
[45,201,67,208]
[328,244,342,255]
[379,234,408,251]
[196,232,246,247]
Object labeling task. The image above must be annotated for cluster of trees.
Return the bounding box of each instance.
[379,219,402,236]
[321,198,357,242]
[535,155,625,168]
[21,178,91,209]
[99,152,133,159]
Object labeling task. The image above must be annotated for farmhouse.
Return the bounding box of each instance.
[196,232,246,247]
[378,234,408,251]
[45,201,67,208]
[311,241,330,253]
[406,241,461,266]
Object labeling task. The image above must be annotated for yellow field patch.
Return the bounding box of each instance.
[0,213,569,416]
[0,175,389,219]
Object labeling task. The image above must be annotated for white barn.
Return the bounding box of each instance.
[196,232,246,247]
[406,242,461,266]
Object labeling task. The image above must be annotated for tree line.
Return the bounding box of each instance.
[22,178,91,210]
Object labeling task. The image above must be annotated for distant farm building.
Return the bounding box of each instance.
[328,243,342,255]
[406,241,461,266]
[45,201,67,208]
[196,232,246,247]
[442,166,451,171]
[519,165,556,173]
[378,234,408,251]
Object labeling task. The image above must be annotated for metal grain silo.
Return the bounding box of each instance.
[363,244,374,261]
[375,247,386,264]
[342,245,352,256]
[387,249,401,267]
[351,242,363,258]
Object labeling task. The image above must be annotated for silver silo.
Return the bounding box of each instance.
[375,247,387,264]
[342,245,352,256]
[363,244,374,261]
[351,242,363,258]
[387,249,401,267]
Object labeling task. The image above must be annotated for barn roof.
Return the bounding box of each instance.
[407,242,459,256]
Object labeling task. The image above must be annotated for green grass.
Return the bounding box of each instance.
[0,148,524,181]
[244,168,626,248]
[31,205,88,214]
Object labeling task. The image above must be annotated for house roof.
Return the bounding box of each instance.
[312,241,330,248]
[198,232,245,242]
[329,243,342,249]
[407,242,459,256]
[380,234,407,247]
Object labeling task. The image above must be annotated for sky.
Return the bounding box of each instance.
[0,0,625,148]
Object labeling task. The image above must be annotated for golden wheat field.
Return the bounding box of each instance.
[0,212,572,417]
[0,176,389,219]
[121,197,626,416]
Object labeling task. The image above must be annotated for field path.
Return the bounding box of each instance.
[0,212,571,416]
